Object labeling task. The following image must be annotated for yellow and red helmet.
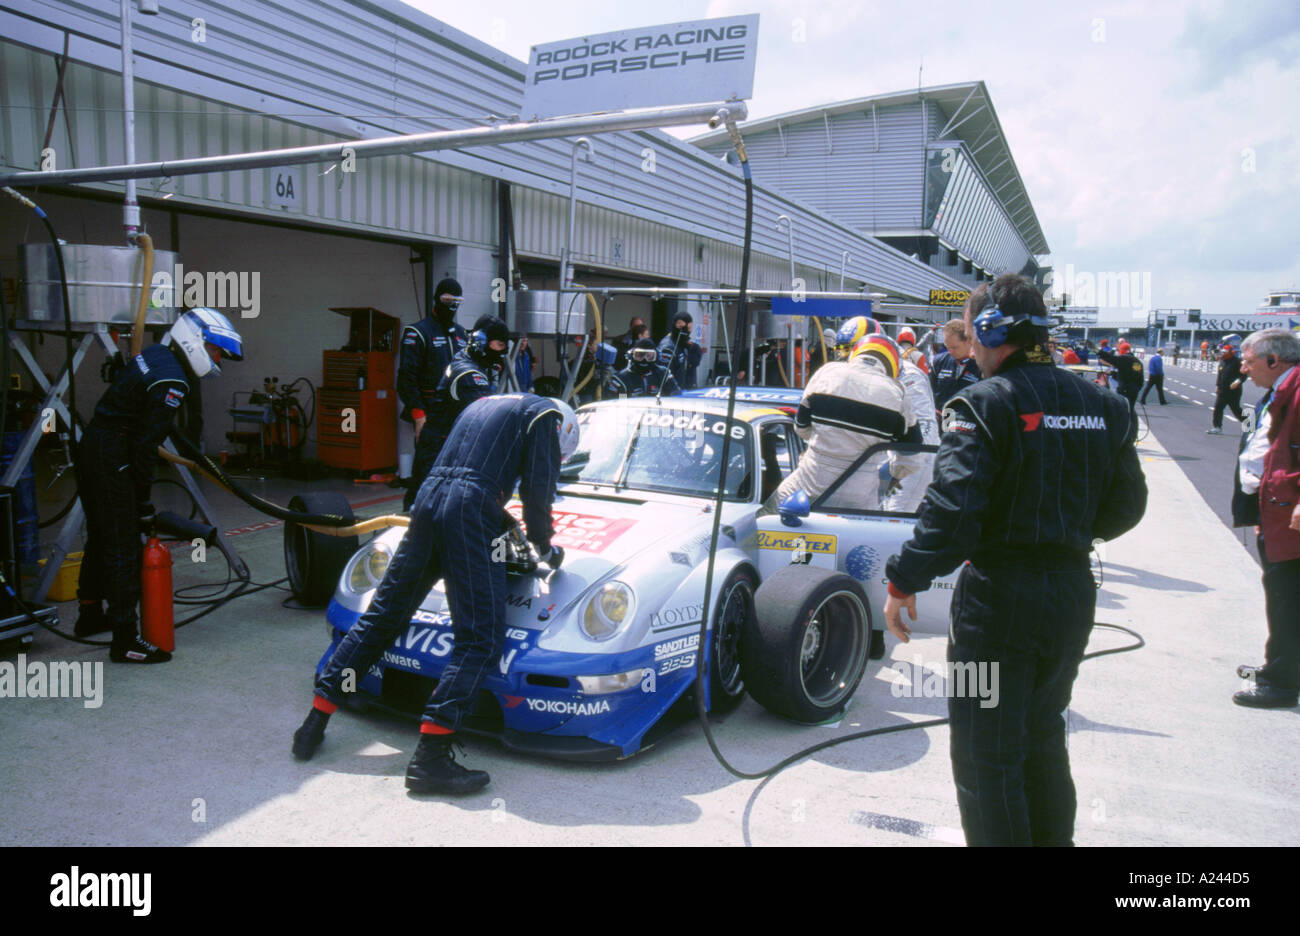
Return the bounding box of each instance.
[834,316,881,356]
[849,333,902,379]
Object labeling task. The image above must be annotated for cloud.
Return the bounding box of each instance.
[1178,1,1300,89]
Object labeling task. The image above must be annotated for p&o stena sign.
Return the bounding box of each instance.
[522,15,760,119]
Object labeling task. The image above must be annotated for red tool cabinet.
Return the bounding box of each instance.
[316,308,399,473]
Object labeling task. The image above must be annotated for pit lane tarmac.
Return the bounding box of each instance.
[1,435,1296,846]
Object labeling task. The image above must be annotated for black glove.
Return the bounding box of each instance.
[137,503,157,534]
[537,545,565,570]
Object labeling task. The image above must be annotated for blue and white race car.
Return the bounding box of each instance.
[310,390,954,760]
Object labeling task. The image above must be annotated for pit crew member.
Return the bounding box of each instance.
[883,274,1147,846]
[399,278,468,510]
[606,337,679,397]
[74,308,243,663]
[293,394,579,794]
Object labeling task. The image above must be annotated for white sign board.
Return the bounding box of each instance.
[270,167,300,210]
[522,15,759,120]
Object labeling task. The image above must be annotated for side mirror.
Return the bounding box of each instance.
[778,489,811,527]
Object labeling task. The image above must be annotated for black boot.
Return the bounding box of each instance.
[292,708,330,761]
[405,734,490,795]
[1233,682,1299,709]
[74,601,111,637]
[109,628,172,664]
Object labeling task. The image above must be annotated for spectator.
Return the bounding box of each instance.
[1234,329,1300,708]
[1139,347,1167,405]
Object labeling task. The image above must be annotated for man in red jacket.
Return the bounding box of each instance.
[1235,329,1300,708]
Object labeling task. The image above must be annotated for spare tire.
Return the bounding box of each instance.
[284,492,358,606]
[742,564,871,723]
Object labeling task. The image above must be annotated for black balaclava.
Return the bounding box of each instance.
[629,337,658,375]
[469,314,510,369]
[673,310,693,333]
[432,277,463,329]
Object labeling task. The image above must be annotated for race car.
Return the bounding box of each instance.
[302,391,953,760]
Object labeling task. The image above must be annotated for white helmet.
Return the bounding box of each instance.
[164,307,244,378]
[547,398,580,461]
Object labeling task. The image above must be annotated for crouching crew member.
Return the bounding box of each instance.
[883,275,1146,846]
[293,394,580,794]
[606,337,679,397]
[399,279,468,510]
[75,308,243,662]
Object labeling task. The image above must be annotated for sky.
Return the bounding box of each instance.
[405,0,1300,322]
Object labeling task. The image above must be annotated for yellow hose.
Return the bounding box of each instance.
[812,316,828,373]
[569,290,602,399]
[130,234,154,357]
[775,349,790,388]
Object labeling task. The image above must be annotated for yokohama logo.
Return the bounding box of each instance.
[1043,414,1106,430]
[525,698,611,716]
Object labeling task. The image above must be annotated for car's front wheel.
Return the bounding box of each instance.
[743,565,871,723]
[691,567,756,714]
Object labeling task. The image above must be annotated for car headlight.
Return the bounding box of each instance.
[576,667,652,694]
[580,581,635,641]
[346,541,392,594]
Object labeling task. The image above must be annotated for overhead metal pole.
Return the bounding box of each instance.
[0,101,747,188]
[562,137,593,290]
[119,0,140,241]
[775,215,797,387]
[557,287,895,301]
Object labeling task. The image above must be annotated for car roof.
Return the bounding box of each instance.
[680,386,804,406]
[579,394,793,419]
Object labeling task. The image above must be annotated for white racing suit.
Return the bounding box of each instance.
[763,358,923,513]
[885,360,940,512]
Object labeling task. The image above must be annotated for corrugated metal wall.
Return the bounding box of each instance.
[0,0,968,299]
[931,145,1030,275]
[711,101,933,232]
[695,95,1036,277]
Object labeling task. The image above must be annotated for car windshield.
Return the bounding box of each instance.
[562,405,755,501]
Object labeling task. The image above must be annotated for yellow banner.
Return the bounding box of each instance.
[929,289,971,307]
[756,531,838,554]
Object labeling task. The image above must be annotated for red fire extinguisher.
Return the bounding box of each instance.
[141,535,175,652]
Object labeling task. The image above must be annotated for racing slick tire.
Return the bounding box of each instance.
[284,492,357,607]
[690,567,757,714]
[743,565,871,723]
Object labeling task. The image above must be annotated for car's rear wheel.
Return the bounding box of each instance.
[284,492,358,607]
[743,565,871,723]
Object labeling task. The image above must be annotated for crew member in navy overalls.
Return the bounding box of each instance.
[398,278,468,510]
[429,314,509,436]
[606,337,679,397]
[293,394,580,795]
[74,308,243,663]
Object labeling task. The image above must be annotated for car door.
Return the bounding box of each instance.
[753,441,957,634]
